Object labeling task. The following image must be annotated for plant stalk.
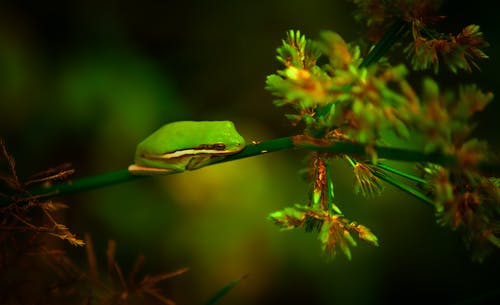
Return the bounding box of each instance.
[2,136,498,206]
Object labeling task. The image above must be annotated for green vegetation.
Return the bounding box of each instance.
[1,0,498,304]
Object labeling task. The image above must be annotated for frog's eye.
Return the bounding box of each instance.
[212,143,226,150]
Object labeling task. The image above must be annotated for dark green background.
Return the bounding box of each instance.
[1,1,499,304]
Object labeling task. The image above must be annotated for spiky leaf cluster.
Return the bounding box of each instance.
[351,0,489,73]
[420,164,500,262]
[266,30,415,144]
[266,18,495,261]
[268,204,378,260]
[405,24,489,73]
[412,79,493,153]
[352,161,385,198]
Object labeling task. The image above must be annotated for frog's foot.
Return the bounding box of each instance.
[128,164,177,175]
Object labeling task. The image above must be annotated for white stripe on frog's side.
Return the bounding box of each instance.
[146,148,237,160]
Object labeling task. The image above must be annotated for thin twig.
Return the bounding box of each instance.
[373,171,434,206]
[375,162,427,184]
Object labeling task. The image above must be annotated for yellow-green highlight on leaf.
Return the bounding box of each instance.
[319,31,357,69]
[357,225,379,247]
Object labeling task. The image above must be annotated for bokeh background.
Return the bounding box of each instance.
[1,0,499,304]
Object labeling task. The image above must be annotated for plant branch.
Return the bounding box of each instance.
[2,135,499,206]
[372,171,434,206]
[359,19,408,68]
[375,162,428,184]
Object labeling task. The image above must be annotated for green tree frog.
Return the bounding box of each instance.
[128,121,246,175]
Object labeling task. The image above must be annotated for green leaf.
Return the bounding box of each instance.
[393,120,410,139]
[355,224,379,246]
[319,31,353,69]
[203,274,248,305]
[423,78,439,100]
[343,230,357,247]
[319,220,332,253]
[339,239,352,261]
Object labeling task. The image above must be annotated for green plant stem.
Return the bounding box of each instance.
[2,136,499,206]
[375,162,427,184]
[30,169,142,199]
[325,159,334,215]
[8,137,294,205]
[373,171,434,206]
[295,137,498,174]
[203,274,248,305]
[359,19,408,68]
[294,136,455,164]
[212,136,294,163]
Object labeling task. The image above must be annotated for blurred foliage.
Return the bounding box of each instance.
[1,0,500,304]
[265,0,497,261]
